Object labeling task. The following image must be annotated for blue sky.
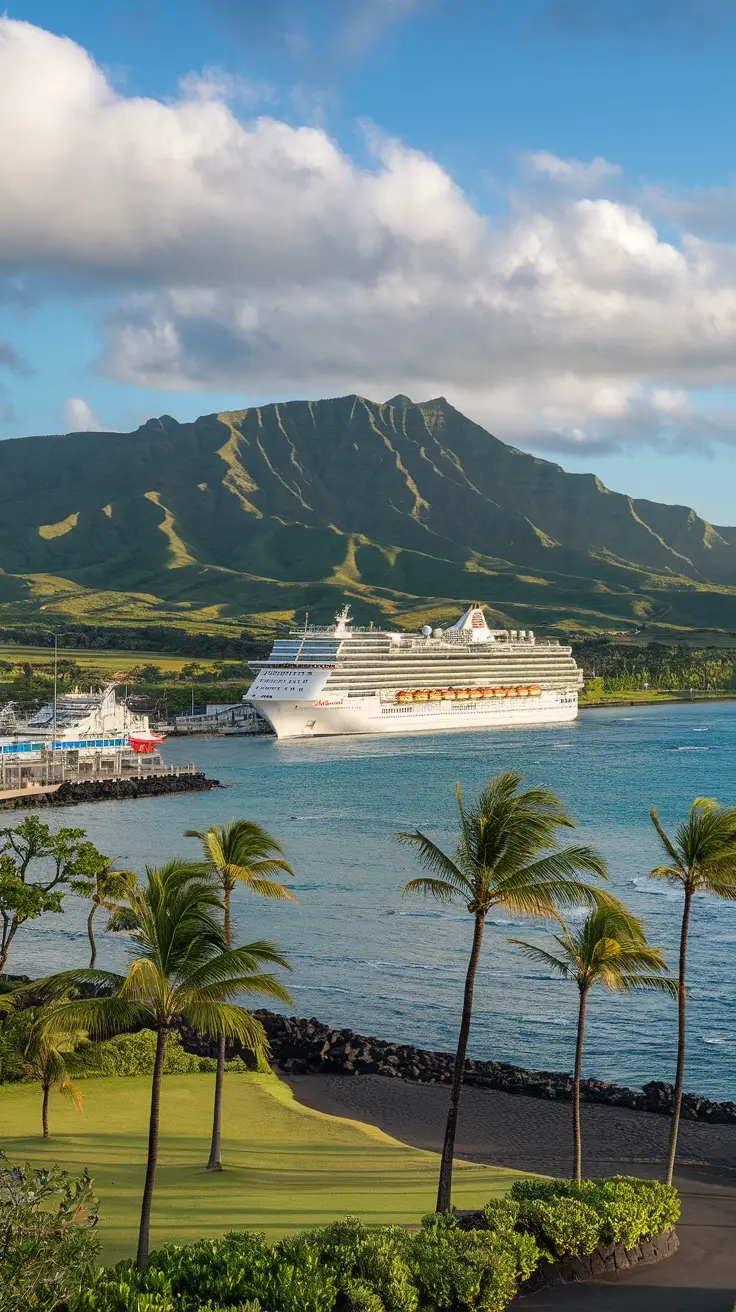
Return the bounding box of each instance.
[3,0,736,522]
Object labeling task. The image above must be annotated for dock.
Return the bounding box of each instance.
[0,751,214,808]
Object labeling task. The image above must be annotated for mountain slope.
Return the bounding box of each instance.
[1,393,735,637]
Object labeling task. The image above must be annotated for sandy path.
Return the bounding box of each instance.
[286,1073,736,1311]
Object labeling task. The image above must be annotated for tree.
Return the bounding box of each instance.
[510,906,676,1181]
[36,861,292,1272]
[649,798,736,1185]
[21,1014,90,1139]
[0,820,110,975]
[398,770,610,1212]
[185,819,295,1170]
[83,865,138,968]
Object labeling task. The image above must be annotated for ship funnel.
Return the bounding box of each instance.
[448,604,491,643]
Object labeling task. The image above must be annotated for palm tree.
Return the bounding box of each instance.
[649,798,736,1185]
[22,1015,90,1139]
[36,861,292,1272]
[185,819,295,1171]
[398,770,610,1212]
[510,905,676,1182]
[86,865,138,968]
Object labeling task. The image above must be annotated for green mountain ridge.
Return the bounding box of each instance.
[0,392,735,637]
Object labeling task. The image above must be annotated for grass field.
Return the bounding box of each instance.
[0,1072,525,1262]
[0,645,195,673]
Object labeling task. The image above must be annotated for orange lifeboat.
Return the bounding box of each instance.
[414,689,429,702]
[529,685,542,697]
[455,689,470,701]
[493,687,507,697]
[506,687,519,698]
[428,689,443,702]
[516,686,530,697]
[481,688,494,698]
[469,688,483,700]
[397,690,412,703]
[441,689,457,700]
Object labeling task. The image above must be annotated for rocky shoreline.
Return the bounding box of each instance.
[0,771,222,809]
[231,1011,736,1126]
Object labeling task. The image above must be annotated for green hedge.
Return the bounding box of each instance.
[78,1031,250,1079]
[508,1176,680,1256]
[69,1177,679,1312]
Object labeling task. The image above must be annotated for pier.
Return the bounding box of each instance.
[0,750,215,808]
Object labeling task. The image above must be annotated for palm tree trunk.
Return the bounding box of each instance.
[572,985,589,1183]
[87,904,98,969]
[207,885,231,1172]
[207,1037,226,1171]
[137,1027,167,1272]
[665,886,692,1186]
[41,1081,50,1139]
[436,912,485,1213]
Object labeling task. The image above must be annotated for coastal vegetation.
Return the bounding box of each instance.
[510,907,676,1181]
[84,865,137,969]
[648,798,736,1185]
[0,1072,514,1261]
[2,394,736,640]
[0,1155,100,1312]
[398,771,610,1211]
[184,820,295,1171]
[0,1138,679,1312]
[0,818,111,976]
[32,863,292,1270]
[0,648,256,717]
[1,774,721,1302]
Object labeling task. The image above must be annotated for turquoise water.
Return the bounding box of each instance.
[10,701,736,1098]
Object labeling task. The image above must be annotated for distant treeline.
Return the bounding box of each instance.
[0,623,271,659]
[574,640,736,692]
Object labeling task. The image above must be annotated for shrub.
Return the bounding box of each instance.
[591,1177,680,1249]
[79,1233,335,1312]
[71,1177,680,1312]
[306,1218,417,1312]
[79,1031,249,1079]
[408,1212,539,1312]
[516,1197,603,1259]
[509,1175,680,1253]
[0,1155,99,1312]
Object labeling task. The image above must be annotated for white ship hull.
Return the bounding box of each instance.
[249,689,578,739]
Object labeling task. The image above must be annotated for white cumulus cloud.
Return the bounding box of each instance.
[4,18,736,455]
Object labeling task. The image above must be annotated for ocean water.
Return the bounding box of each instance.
[8,701,736,1099]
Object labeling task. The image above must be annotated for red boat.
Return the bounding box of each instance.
[129,731,166,754]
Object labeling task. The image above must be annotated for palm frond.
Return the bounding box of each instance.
[181,1001,269,1048]
[244,877,298,901]
[181,972,293,1008]
[497,845,608,893]
[38,997,148,1043]
[648,864,685,886]
[182,941,291,992]
[649,808,683,869]
[507,938,574,977]
[499,876,611,918]
[22,968,125,1004]
[58,1076,84,1112]
[397,830,472,895]
[401,876,461,905]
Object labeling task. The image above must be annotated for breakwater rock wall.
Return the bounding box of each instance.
[0,772,221,809]
[230,1011,736,1126]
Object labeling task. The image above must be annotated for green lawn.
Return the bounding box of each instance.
[0,644,194,673]
[0,1073,525,1262]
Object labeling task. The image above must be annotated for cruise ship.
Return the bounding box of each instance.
[247,604,582,738]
